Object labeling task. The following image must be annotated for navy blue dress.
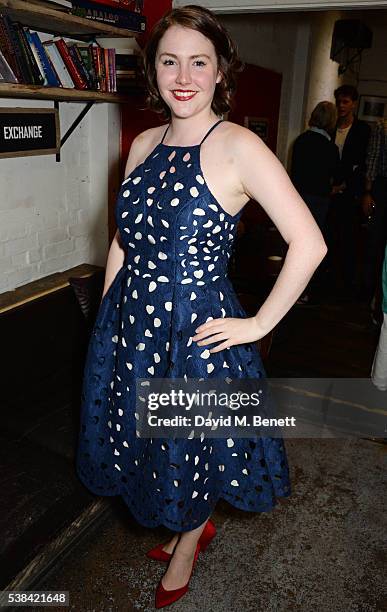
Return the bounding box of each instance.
[76,119,291,531]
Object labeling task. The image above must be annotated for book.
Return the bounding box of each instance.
[71,0,146,32]
[103,47,109,91]
[115,50,139,70]
[0,16,21,81]
[98,46,106,92]
[23,28,48,85]
[43,40,75,87]
[75,0,143,12]
[0,48,18,82]
[115,50,142,87]
[76,42,98,89]
[0,15,29,83]
[54,38,88,89]
[68,43,93,88]
[103,47,116,92]
[14,24,45,85]
[91,45,101,90]
[30,31,61,86]
[14,24,40,84]
[109,48,116,92]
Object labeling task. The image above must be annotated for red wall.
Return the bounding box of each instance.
[228,62,282,225]
[137,0,172,48]
[228,62,282,154]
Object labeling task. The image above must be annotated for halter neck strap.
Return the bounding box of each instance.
[160,123,170,144]
[199,119,223,145]
[159,119,224,146]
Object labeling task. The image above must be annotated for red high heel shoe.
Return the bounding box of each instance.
[155,542,200,609]
[146,518,216,562]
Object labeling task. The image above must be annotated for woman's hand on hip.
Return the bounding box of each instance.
[192,317,267,353]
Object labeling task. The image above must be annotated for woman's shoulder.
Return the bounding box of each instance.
[130,124,167,156]
[219,120,260,144]
[217,120,270,159]
[124,124,167,176]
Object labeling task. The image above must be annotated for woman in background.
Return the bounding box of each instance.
[291,101,340,305]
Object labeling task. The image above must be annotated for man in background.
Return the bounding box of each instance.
[331,85,371,299]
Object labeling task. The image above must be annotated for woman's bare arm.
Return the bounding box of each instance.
[193,126,328,352]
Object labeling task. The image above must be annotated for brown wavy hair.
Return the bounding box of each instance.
[141,5,243,120]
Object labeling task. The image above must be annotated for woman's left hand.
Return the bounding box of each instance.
[192,317,267,353]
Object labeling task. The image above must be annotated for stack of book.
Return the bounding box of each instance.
[19,0,146,33]
[115,50,143,93]
[70,0,146,33]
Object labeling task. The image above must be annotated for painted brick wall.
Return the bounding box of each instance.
[0,98,120,294]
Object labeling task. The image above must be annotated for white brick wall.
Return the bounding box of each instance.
[0,98,120,294]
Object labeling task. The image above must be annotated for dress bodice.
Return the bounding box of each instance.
[115,119,243,288]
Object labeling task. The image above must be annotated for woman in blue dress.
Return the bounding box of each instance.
[76,5,327,608]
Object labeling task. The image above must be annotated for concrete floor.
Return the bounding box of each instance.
[35,437,386,612]
[32,289,387,612]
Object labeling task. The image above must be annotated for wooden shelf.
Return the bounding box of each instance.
[0,263,104,313]
[0,0,139,39]
[0,82,141,102]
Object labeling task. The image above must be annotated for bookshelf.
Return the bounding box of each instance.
[0,0,144,106]
[0,82,133,102]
